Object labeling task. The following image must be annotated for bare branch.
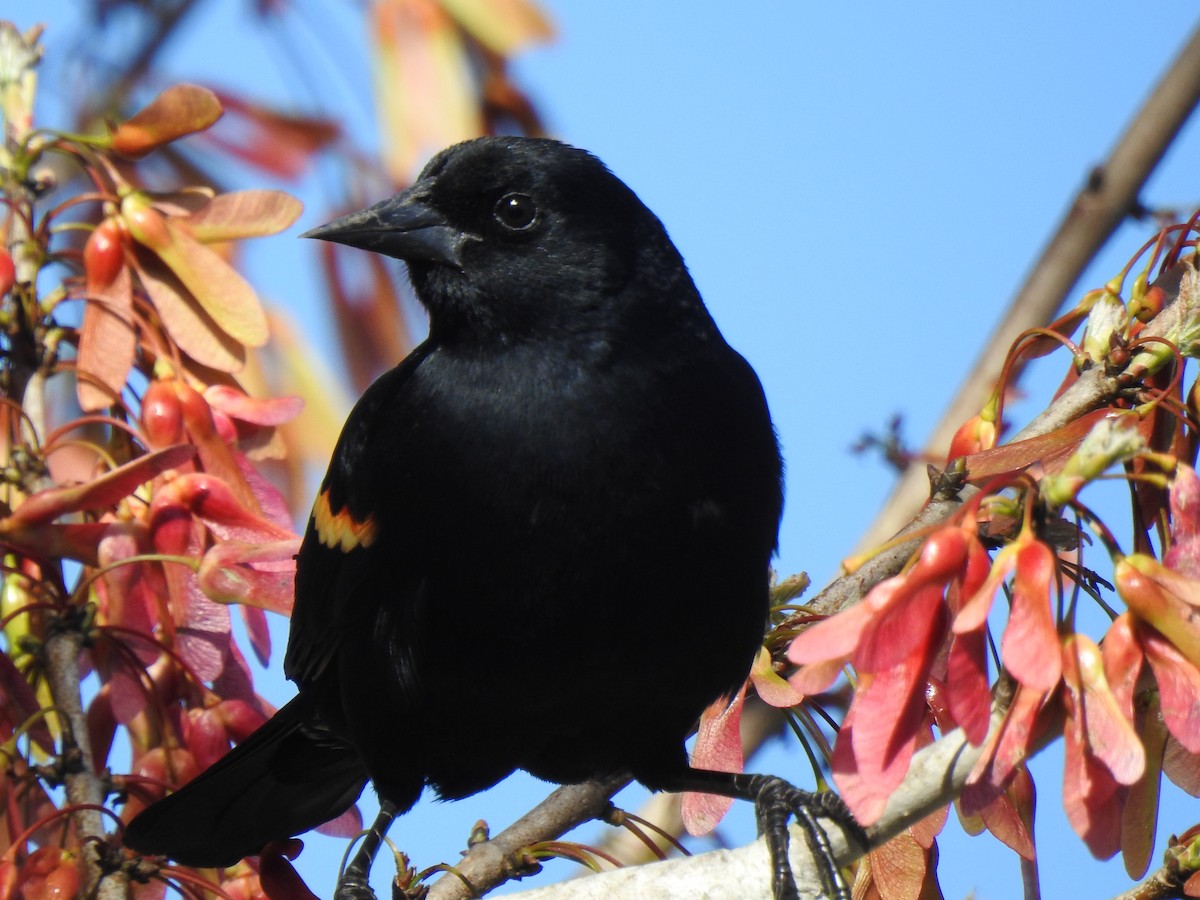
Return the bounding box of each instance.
[44,625,127,899]
[427,774,630,900]
[1109,867,1192,900]
[856,20,1200,555]
[499,713,1003,899]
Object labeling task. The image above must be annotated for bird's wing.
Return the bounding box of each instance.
[283,345,430,686]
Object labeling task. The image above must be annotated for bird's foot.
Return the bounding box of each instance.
[332,867,430,900]
[333,869,376,900]
[749,774,867,900]
[652,767,868,899]
[334,802,401,900]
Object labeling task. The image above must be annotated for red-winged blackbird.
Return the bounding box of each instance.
[124,137,861,899]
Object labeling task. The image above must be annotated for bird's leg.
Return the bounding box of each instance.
[334,801,399,900]
[651,768,868,900]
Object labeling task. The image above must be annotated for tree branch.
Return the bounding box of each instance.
[856,19,1200,556]
[44,625,127,899]
[427,774,630,900]
[500,711,1005,899]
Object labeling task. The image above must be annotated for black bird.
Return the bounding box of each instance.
[124,136,861,899]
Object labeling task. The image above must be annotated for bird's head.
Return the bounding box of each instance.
[302,136,704,343]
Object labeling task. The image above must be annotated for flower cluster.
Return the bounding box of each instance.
[0,72,331,898]
[689,245,1200,896]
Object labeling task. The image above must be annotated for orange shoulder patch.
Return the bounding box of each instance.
[312,489,378,552]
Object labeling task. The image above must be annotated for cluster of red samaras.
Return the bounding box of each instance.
[689,250,1200,895]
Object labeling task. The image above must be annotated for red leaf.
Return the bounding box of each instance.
[1116,554,1200,668]
[171,380,262,512]
[1062,634,1144,786]
[1166,464,1200,577]
[106,662,149,727]
[196,538,299,616]
[110,84,223,158]
[154,473,295,544]
[0,522,110,566]
[1164,735,1200,796]
[242,604,272,666]
[945,626,991,746]
[149,505,231,681]
[259,841,319,900]
[953,542,1017,634]
[183,706,234,771]
[212,640,269,710]
[969,682,1046,789]
[856,577,953,675]
[787,599,874,667]
[850,663,926,786]
[214,698,268,742]
[1122,695,1167,879]
[204,385,304,427]
[910,802,948,850]
[87,685,118,775]
[788,656,847,696]
[1060,636,1127,860]
[866,527,964,660]
[181,190,303,242]
[748,646,802,708]
[135,252,247,372]
[314,805,364,840]
[682,684,746,835]
[1001,540,1062,692]
[1139,622,1200,753]
[1062,717,1123,860]
[7,445,194,526]
[958,409,1109,483]
[206,91,341,180]
[1102,613,1143,724]
[96,525,158,661]
[976,766,1036,860]
[840,700,921,830]
[0,651,53,753]
[176,604,233,683]
[867,829,930,900]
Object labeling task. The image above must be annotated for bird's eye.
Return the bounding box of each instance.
[493,193,538,231]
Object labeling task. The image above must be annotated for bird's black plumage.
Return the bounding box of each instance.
[124,137,857,898]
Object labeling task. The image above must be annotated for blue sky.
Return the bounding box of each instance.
[24,3,1200,897]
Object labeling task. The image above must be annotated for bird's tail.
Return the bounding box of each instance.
[123,694,368,868]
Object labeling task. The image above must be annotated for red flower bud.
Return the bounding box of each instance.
[16,849,80,900]
[83,218,126,291]
[0,248,14,298]
[120,194,171,251]
[141,379,185,448]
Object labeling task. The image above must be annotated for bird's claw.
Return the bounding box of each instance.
[751,775,866,900]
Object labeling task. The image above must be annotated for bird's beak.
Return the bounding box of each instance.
[301,191,468,269]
